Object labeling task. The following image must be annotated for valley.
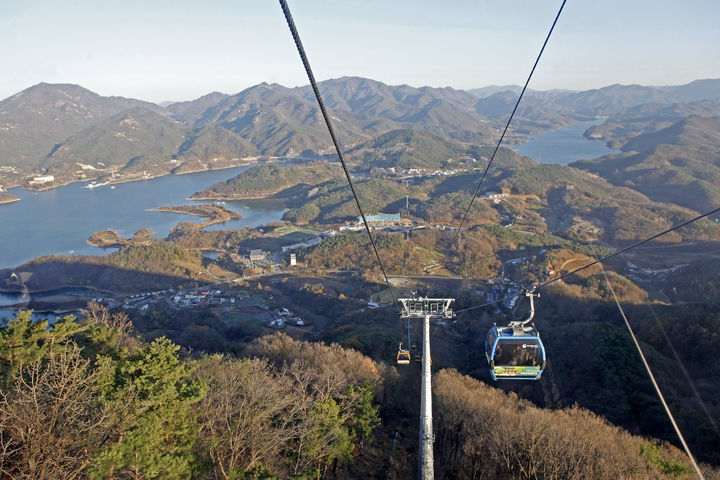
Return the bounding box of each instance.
[1,76,720,477]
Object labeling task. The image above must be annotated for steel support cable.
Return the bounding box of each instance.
[590,246,706,480]
[279,0,398,307]
[644,302,720,437]
[454,298,505,314]
[426,0,567,297]
[452,205,720,321]
[533,205,720,292]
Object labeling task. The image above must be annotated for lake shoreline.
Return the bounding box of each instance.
[189,193,280,201]
[511,119,618,165]
[0,164,289,269]
[13,158,267,195]
[148,204,244,227]
[0,193,20,204]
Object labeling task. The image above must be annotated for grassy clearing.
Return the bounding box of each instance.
[219,309,271,327]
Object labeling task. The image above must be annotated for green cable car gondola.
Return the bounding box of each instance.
[485,291,546,380]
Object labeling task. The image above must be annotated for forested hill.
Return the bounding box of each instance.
[621,115,720,153]
[1,308,713,479]
[2,77,719,191]
[572,116,720,212]
[583,100,720,148]
[346,129,471,169]
[0,83,163,167]
[191,162,343,199]
[191,140,720,244]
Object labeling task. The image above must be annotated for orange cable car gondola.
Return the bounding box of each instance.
[397,343,411,365]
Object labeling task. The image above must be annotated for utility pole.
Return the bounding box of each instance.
[399,296,455,480]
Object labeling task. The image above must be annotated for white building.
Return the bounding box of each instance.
[29,175,55,184]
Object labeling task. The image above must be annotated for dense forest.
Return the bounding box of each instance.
[7,242,209,292]
[1,305,717,479]
[191,145,720,246]
[192,163,342,200]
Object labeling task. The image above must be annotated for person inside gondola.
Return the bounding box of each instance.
[494,342,540,367]
[510,345,522,366]
[522,349,537,366]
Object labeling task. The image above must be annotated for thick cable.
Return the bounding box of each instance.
[534,205,720,292]
[279,0,397,306]
[427,0,567,296]
[591,247,705,480]
[454,298,505,314]
[644,302,720,437]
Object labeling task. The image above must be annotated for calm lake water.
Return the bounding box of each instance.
[0,286,108,322]
[0,309,64,324]
[0,166,287,269]
[512,119,618,165]
[0,121,614,270]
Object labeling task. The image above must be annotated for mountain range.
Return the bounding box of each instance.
[0,77,718,192]
[572,116,720,212]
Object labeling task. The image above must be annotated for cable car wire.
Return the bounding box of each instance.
[278,0,715,469]
[533,205,720,292]
[426,0,567,297]
[590,246,706,480]
[279,0,398,307]
[644,302,720,437]
[453,204,720,326]
[454,298,505,314]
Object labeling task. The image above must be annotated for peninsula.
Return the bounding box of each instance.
[0,193,20,205]
[148,204,243,227]
[87,229,157,248]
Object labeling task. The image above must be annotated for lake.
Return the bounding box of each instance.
[0,286,110,323]
[0,166,287,269]
[0,121,615,270]
[512,119,618,165]
[0,309,64,324]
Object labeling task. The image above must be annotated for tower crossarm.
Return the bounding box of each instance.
[399,297,455,319]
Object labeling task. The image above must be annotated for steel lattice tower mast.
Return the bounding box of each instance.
[399,297,455,480]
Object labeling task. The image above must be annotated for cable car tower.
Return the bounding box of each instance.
[399,296,455,480]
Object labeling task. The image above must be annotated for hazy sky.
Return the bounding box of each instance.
[2,0,718,103]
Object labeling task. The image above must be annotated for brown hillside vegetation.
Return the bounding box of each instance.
[195,334,395,479]
[2,308,719,479]
[433,369,711,480]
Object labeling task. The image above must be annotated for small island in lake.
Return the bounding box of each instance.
[88,228,157,248]
[149,204,243,227]
[0,193,20,205]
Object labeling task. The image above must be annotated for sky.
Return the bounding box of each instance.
[1,0,718,103]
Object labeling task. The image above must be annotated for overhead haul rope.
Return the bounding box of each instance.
[279,0,398,307]
[590,246,706,480]
[426,0,567,297]
[533,205,720,292]
[644,301,720,437]
[454,298,505,314]
[453,205,720,319]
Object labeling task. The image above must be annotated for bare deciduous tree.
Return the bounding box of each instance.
[0,345,110,480]
[433,368,703,480]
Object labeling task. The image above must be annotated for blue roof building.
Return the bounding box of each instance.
[359,213,401,223]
